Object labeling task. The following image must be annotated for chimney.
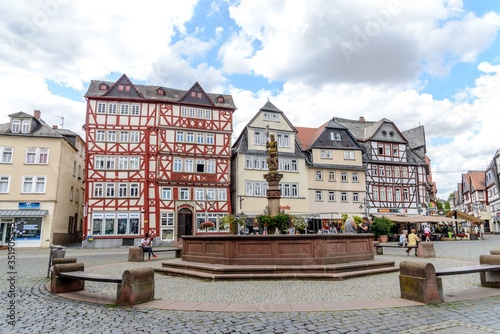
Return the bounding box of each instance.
[359,116,365,122]
[34,110,41,120]
[52,125,58,129]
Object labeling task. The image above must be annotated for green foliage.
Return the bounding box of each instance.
[291,215,308,231]
[257,213,291,232]
[221,214,246,234]
[340,214,362,232]
[370,216,394,237]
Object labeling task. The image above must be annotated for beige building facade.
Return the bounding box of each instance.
[0,110,85,248]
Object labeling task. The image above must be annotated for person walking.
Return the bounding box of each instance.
[141,233,158,261]
[406,229,419,256]
[424,225,431,242]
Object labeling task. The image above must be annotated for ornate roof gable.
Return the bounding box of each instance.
[179,82,214,107]
[102,74,144,99]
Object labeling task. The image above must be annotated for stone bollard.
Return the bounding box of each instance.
[51,263,85,294]
[52,258,77,265]
[417,242,435,258]
[399,261,443,304]
[490,250,500,255]
[116,267,155,306]
[479,255,500,288]
[128,247,144,262]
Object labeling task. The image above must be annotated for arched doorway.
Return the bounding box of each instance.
[177,208,193,238]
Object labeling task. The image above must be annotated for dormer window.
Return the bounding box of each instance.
[11,120,20,133]
[118,84,124,91]
[330,131,341,141]
[157,88,165,96]
[191,91,196,97]
[217,95,224,103]
[99,83,108,90]
[22,120,31,133]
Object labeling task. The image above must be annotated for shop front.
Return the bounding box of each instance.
[0,209,48,247]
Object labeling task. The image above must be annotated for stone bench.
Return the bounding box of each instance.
[128,247,182,262]
[375,242,434,258]
[399,254,500,304]
[50,263,155,306]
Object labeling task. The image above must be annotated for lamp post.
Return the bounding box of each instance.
[359,197,369,217]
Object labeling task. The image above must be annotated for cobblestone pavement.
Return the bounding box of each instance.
[1,236,500,333]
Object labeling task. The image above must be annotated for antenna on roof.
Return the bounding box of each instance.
[56,115,64,129]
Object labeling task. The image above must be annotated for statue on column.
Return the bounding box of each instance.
[266,134,279,171]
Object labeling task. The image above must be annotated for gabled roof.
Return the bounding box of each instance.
[295,125,324,151]
[85,74,236,109]
[8,111,34,119]
[179,82,214,107]
[102,74,144,99]
[296,119,361,152]
[333,117,408,144]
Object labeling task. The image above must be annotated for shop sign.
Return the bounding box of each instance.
[18,202,40,210]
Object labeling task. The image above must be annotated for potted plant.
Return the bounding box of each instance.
[291,215,308,234]
[257,213,290,234]
[370,216,394,243]
[221,214,246,235]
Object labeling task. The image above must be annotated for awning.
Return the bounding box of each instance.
[446,210,483,224]
[373,214,459,223]
[0,210,48,217]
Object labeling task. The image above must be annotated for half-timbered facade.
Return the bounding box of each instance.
[231,101,308,218]
[486,150,500,233]
[333,117,431,217]
[84,74,235,247]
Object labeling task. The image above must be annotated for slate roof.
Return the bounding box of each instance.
[85,74,236,110]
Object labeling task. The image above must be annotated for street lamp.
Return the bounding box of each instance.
[359,197,369,217]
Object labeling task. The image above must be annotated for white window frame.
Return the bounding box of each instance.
[0,176,10,193]
[0,147,13,163]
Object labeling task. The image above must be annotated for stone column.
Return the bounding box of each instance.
[264,134,283,216]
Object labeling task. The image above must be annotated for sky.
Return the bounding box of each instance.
[1,0,500,200]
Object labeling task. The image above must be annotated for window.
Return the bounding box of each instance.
[0,147,13,163]
[94,183,103,197]
[328,191,335,202]
[372,165,378,176]
[394,167,400,177]
[106,183,115,197]
[161,212,174,226]
[118,183,128,197]
[131,105,140,115]
[75,189,79,203]
[378,144,384,155]
[161,187,172,200]
[180,188,189,200]
[353,192,359,202]
[11,120,21,133]
[386,166,392,177]
[379,166,384,176]
[341,192,347,202]
[181,107,187,117]
[107,131,116,142]
[130,131,140,143]
[206,188,215,201]
[330,132,341,141]
[393,145,398,157]
[173,159,182,172]
[320,150,332,159]
[254,131,265,146]
[197,133,204,144]
[195,188,204,200]
[73,161,77,176]
[373,186,379,200]
[120,131,129,142]
[277,134,290,148]
[218,188,227,200]
[403,188,409,201]
[315,191,323,201]
[130,183,139,197]
[0,176,10,193]
[206,160,216,173]
[387,188,393,201]
[118,156,128,169]
[329,171,336,181]
[129,156,140,169]
[21,120,30,133]
[25,148,49,164]
[380,187,386,201]
[402,167,408,178]
[352,172,359,182]
[176,131,184,142]
[189,108,195,118]
[106,156,115,169]
[96,130,105,141]
[22,176,46,193]
[108,104,117,114]
[97,103,106,113]
[206,134,214,144]
[185,159,194,172]
[315,170,323,181]
[205,109,212,120]
[197,109,204,118]
[341,172,347,182]
[186,132,194,143]
[395,188,401,201]
[344,150,355,160]
[120,104,129,115]
[196,160,205,173]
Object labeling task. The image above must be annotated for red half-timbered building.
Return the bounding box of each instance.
[83,74,236,247]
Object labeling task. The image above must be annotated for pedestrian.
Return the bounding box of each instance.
[424,225,431,242]
[141,233,158,261]
[406,229,419,256]
[360,216,371,233]
[344,214,357,234]
[399,231,407,247]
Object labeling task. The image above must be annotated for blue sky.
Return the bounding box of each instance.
[1,0,500,198]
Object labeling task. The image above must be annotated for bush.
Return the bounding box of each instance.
[370,216,394,237]
[257,213,291,232]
